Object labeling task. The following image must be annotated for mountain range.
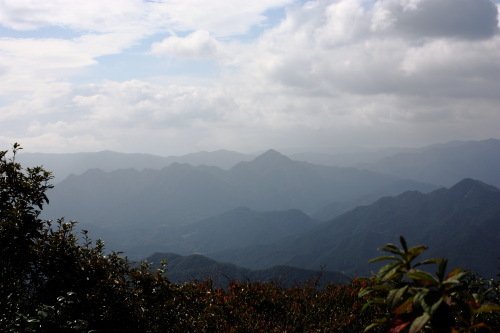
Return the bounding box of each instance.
[367,139,500,187]
[144,252,349,288]
[28,139,500,280]
[20,139,500,187]
[42,149,435,231]
[18,149,254,182]
[210,178,500,278]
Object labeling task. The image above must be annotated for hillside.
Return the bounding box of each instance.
[144,253,349,288]
[210,178,500,278]
[118,207,319,258]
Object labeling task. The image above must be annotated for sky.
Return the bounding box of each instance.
[1,0,500,155]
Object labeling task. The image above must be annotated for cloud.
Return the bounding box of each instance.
[151,30,220,59]
[0,32,143,96]
[0,0,294,94]
[371,0,498,39]
[146,0,294,37]
[0,0,145,32]
[1,0,500,154]
[0,0,294,36]
[237,0,500,98]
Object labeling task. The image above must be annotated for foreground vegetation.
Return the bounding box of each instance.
[1,144,499,332]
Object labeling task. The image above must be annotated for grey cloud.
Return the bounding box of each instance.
[381,0,498,40]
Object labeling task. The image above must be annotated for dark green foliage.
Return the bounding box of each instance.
[1,143,54,327]
[359,236,500,332]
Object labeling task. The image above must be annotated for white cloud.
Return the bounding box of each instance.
[1,0,500,154]
[151,30,220,59]
[0,32,143,95]
[0,0,145,32]
[0,0,294,95]
[146,0,294,37]
[0,0,294,36]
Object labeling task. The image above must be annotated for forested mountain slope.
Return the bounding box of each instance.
[210,178,500,278]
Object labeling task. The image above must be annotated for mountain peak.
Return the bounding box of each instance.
[449,178,499,195]
[254,149,292,163]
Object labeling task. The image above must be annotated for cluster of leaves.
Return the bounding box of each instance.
[358,236,500,332]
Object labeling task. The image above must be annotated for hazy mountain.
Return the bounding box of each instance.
[312,179,440,221]
[368,139,500,187]
[290,146,415,168]
[121,207,318,258]
[210,179,500,278]
[18,149,253,182]
[171,150,254,169]
[43,163,242,228]
[42,150,435,231]
[144,253,349,288]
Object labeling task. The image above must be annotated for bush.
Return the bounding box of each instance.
[358,236,500,333]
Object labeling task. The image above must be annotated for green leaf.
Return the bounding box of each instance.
[387,285,409,310]
[378,244,404,255]
[368,255,401,263]
[400,236,408,253]
[364,322,381,332]
[413,290,428,308]
[377,261,402,281]
[409,313,430,333]
[359,285,390,297]
[395,296,414,314]
[445,267,465,281]
[406,270,439,286]
[406,246,428,261]
[436,259,448,281]
[414,258,442,267]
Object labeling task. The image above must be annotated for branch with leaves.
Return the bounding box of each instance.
[358,236,500,333]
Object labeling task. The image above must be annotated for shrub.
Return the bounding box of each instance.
[358,236,500,333]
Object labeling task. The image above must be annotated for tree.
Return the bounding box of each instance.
[0,144,177,331]
[0,143,54,326]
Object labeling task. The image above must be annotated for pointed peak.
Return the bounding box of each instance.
[254,149,291,162]
[449,178,499,194]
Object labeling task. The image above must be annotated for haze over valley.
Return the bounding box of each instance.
[28,138,500,280]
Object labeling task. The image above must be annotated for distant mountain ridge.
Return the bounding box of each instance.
[42,149,436,231]
[17,139,500,188]
[368,139,500,187]
[18,149,254,182]
[144,252,349,288]
[210,178,500,278]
